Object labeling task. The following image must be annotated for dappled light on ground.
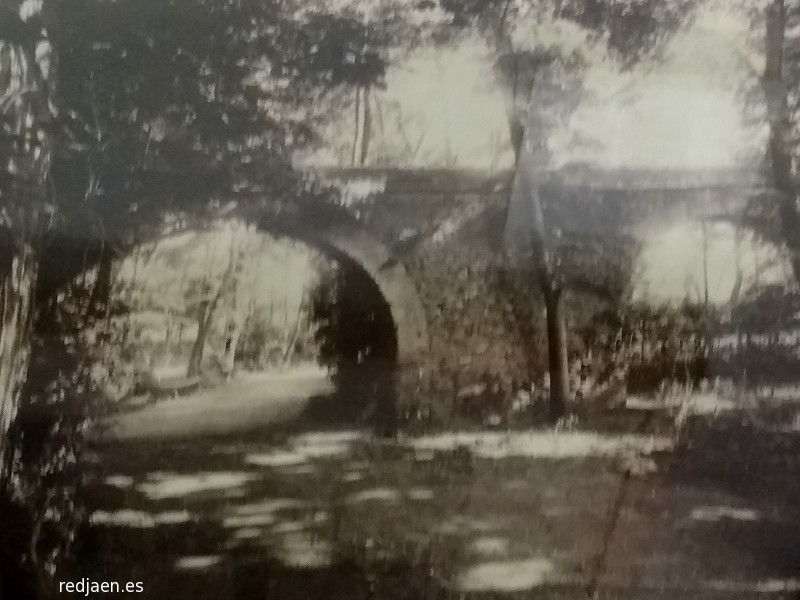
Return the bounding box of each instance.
[469,536,509,558]
[455,558,557,592]
[346,487,401,503]
[174,556,221,571]
[690,506,761,522]
[77,400,800,600]
[707,578,800,593]
[137,472,257,500]
[408,430,673,459]
[245,430,366,467]
[90,509,193,528]
[275,534,334,568]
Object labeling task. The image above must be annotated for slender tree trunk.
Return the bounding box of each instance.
[729,225,743,309]
[508,149,569,420]
[282,296,305,366]
[187,286,225,377]
[188,301,212,377]
[764,0,800,282]
[221,269,243,378]
[494,10,570,419]
[543,285,569,419]
[700,220,709,308]
[351,85,371,166]
[89,244,114,317]
[187,243,237,377]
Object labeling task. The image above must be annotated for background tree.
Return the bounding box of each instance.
[428,0,697,417]
[762,0,800,282]
[2,0,394,593]
[0,0,394,443]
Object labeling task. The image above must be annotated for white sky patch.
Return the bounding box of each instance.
[550,6,763,170]
[116,224,320,319]
[303,4,763,171]
[384,41,511,168]
[633,223,791,305]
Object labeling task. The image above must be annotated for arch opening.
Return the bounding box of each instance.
[39,215,428,436]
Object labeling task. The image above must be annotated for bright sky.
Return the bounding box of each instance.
[381,42,512,168]
[633,223,791,305]
[305,2,789,306]
[550,5,765,170]
[301,1,763,171]
[117,224,321,316]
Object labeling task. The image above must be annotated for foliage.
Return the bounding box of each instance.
[44,0,390,243]
[309,260,398,432]
[1,280,115,599]
[310,261,397,371]
[576,301,714,393]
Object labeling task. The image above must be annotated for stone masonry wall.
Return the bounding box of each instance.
[349,173,548,418]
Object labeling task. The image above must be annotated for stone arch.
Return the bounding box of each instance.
[259,219,431,366]
[39,206,431,369]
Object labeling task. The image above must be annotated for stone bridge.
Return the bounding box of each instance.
[43,166,767,414]
[294,166,765,411]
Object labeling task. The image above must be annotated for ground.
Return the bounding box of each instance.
[74,375,800,599]
[102,366,333,440]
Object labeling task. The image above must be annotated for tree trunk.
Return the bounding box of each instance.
[187,248,235,377]
[221,322,240,379]
[528,176,569,420]
[89,244,114,317]
[282,298,305,366]
[507,142,569,420]
[351,85,371,166]
[543,285,569,419]
[729,225,743,309]
[187,302,212,377]
[0,239,37,452]
[764,0,800,282]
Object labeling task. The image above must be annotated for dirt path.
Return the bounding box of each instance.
[97,369,334,441]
